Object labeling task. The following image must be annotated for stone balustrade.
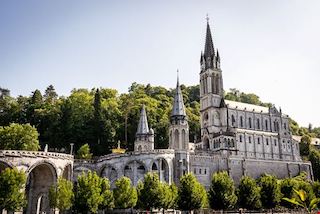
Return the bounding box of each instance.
[0,150,74,160]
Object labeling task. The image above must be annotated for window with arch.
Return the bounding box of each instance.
[274,139,277,146]
[284,122,287,130]
[265,120,269,130]
[257,118,260,129]
[266,138,269,146]
[257,137,260,144]
[239,135,243,142]
[240,116,244,127]
[231,115,236,127]
[249,136,252,143]
[249,117,252,129]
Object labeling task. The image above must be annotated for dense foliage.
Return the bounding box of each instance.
[5,84,319,156]
[257,174,282,209]
[237,176,262,210]
[74,171,113,213]
[113,177,137,209]
[208,171,237,210]
[0,123,39,151]
[49,177,74,212]
[177,173,207,211]
[0,168,26,212]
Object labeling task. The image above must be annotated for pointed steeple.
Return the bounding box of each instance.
[136,105,149,134]
[171,70,186,119]
[204,17,215,59]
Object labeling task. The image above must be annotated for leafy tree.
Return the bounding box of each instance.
[113,177,137,209]
[0,123,40,151]
[280,177,299,208]
[158,182,178,211]
[283,189,320,213]
[0,168,26,212]
[44,85,58,103]
[76,144,92,159]
[309,148,320,181]
[208,171,237,210]
[257,174,282,209]
[49,177,74,213]
[177,173,207,211]
[300,134,312,156]
[237,176,261,210]
[99,177,114,210]
[136,172,162,210]
[74,171,113,214]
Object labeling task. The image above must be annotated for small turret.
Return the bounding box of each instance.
[134,105,154,152]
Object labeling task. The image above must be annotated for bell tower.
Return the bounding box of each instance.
[169,72,189,150]
[200,17,224,144]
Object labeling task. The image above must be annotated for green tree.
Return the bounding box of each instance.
[44,85,58,103]
[0,123,40,151]
[113,177,137,209]
[280,177,299,208]
[76,144,92,159]
[136,172,162,210]
[49,177,74,213]
[300,134,312,156]
[309,148,320,181]
[177,173,207,212]
[99,177,114,211]
[208,171,237,210]
[257,174,282,209]
[237,176,261,210]
[0,168,26,212]
[158,182,178,211]
[74,171,113,214]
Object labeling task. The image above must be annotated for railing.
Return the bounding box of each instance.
[0,150,74,160]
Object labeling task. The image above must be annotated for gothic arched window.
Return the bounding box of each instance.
[257,118,260,129]
[265,120,269,130]
[231,115,236,127]
[240,116,244,128]
[249,117,252,129]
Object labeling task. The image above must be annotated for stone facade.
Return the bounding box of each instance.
[0,150,73,214]
[0,19,313,214]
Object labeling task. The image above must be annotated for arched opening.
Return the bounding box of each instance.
[124,161,146,186]
[249,117,252,128]
[152,162,158,171]
[101,165,118,188]
[150,159,170,183]
[215,74,219,94]
[231,115,236,127]
[182,129,186,149]
[174,129,180,149]
[204,137,210,150]
[138,145,142,152]
[240,116,244,127]
[25,162,57,214]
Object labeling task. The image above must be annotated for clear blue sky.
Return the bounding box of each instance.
[0,0,319,127]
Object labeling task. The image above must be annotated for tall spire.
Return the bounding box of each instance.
[204,16,215,59]
[136,105,149,134]
[171,70,186,118]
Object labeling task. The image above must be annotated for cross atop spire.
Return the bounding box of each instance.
[204,17,215,59]
[206,13,209,23]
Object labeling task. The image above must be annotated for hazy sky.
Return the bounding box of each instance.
[0,0,319,127]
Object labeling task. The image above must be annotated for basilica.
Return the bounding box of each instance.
[73,19,312,187]
[0,20,312,214]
